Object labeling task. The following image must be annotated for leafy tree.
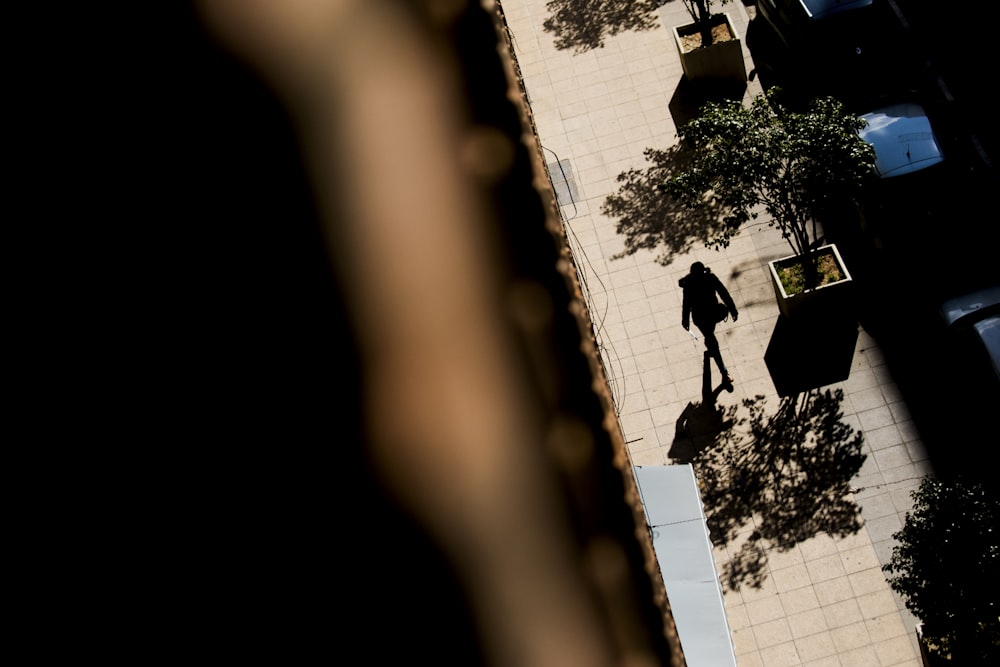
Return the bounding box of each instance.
[601,144,734,266]
[883,476,1000,665]
[608,87,876,288]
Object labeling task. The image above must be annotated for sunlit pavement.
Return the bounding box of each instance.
[501,1,938,664]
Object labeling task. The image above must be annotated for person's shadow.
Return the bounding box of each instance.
[668,352,735,462]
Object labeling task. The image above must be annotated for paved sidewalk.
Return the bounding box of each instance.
[501,2,934,665]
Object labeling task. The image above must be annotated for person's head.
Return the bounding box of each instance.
[690,261,705,275]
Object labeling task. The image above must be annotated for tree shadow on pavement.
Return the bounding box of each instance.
[693,389,867,591]
[541,0,671,53]
[601,144,735,266]
[669,352,738,462]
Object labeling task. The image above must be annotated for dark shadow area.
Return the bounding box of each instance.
[743,15,790,95]
[541,0,670,53]
[764,312,859,397]
[668,75,747,129]
[744,9,921,114]
[601,144,738,266]
[741,3,1000,494]
[776,66,1000,494]
[693,389,867,591]
[892,0,1000,176]
[804,81,1000,496]
[669,351,737,462]
[742,0,1000,493]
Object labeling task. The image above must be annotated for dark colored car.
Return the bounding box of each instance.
[750,0,918,109]
[756,0,876,52]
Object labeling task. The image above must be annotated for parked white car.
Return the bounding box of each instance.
[858,100,945,178]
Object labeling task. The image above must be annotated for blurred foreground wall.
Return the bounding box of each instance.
[25,2,684,664]
[187,1,686,665]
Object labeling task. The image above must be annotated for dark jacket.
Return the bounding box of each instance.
[680,267,737,329]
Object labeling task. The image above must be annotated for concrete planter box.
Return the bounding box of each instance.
[767,244,855,319]
[673,13,747,83]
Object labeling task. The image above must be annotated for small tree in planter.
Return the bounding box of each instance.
[681,0,733,48]
[882,476,1000,665]
[673,1,747,83]
[664,87,876,294]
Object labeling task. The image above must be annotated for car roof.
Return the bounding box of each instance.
[858,101,945,177]
[940,285,1000,386]
[940,285,1000,329]
[799,0,874,20]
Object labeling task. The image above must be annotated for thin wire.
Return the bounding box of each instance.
[541,143,627,417]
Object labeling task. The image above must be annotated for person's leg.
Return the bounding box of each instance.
[696,319,732,383]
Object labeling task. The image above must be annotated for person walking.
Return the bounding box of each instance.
[680,262,738,384]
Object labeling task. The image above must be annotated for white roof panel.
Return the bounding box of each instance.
[634,465,738,667]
